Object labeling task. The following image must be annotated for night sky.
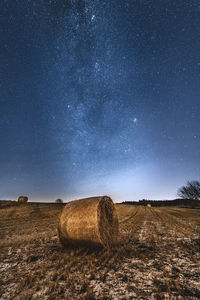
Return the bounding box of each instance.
[0,0,200,202]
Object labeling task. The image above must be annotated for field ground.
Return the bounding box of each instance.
[0,203,200,299]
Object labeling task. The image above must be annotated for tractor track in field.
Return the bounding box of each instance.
[116,207,200,299]
[148,207,200,298]
[0,204,200,300]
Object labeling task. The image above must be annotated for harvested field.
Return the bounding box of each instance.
[0,203,200,299]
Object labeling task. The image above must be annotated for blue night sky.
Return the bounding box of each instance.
[0,0,200,202]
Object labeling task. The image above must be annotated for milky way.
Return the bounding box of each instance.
[0,0,200,201]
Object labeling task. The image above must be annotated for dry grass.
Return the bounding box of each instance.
[0,202,200,299]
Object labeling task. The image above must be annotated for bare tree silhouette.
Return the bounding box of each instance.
[55,198,63,203]
[178,180,200,200]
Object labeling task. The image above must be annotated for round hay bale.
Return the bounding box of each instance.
[58,196,119,248]
[18,196,28,204]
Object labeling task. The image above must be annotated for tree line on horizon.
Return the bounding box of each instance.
[122,180,200,206]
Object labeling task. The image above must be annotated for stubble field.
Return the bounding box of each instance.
[0,203,200,299]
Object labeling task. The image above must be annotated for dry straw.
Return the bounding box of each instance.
[18,196,28,204]
[58,196,119,248]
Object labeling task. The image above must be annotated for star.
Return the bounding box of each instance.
[133,118,138,124]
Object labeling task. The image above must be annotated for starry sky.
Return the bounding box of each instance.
[0,0,200,202]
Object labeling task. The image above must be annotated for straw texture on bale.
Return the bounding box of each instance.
[147,204,151,207]
[18,196,28,204]
[58,196,118,248]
